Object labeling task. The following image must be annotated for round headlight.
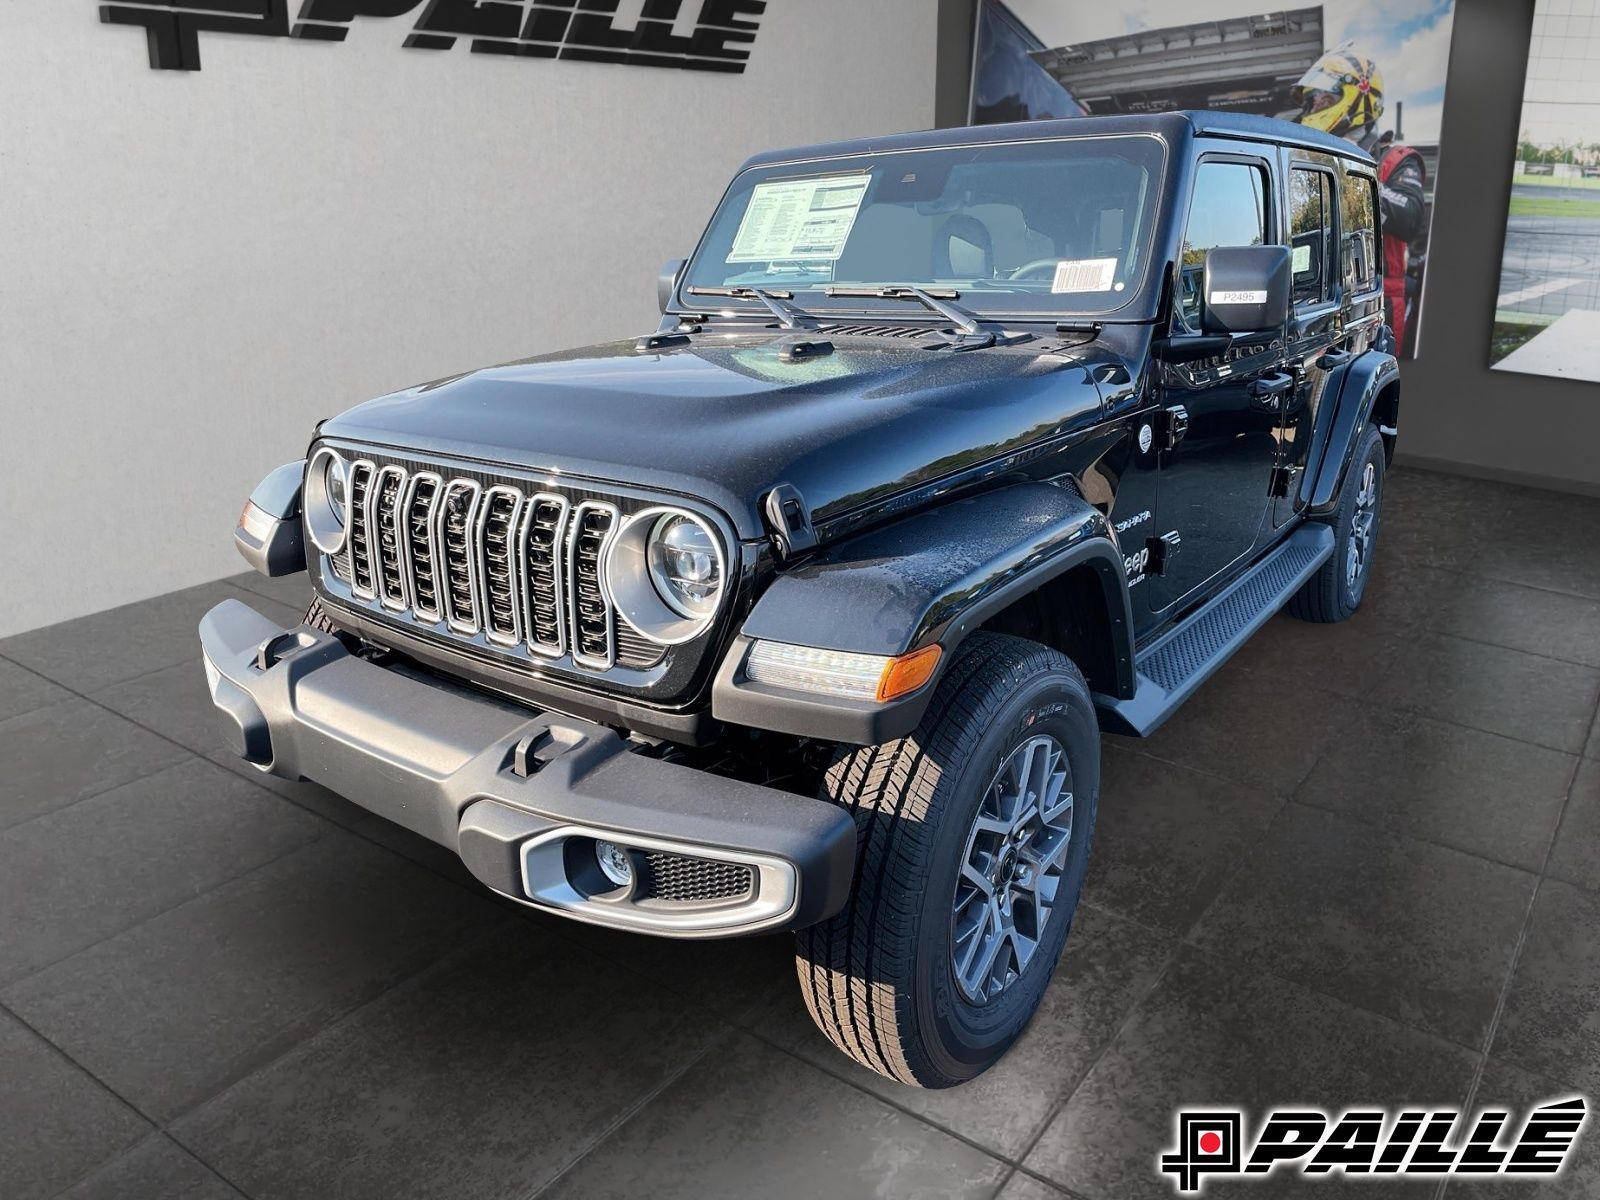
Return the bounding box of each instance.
[648,514,722,619]
[603,507,726,646]
[304,447,349,556]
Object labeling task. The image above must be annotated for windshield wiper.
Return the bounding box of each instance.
[823,285,986,336]
[684,285,818,330]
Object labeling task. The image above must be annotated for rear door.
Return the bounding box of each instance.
[1273,152,1348,527]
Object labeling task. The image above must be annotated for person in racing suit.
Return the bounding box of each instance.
[1293,43,1427,351]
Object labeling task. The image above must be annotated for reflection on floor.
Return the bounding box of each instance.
[2,466,1599,1199]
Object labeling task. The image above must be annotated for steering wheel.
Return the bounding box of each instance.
[1009,258,1062,281]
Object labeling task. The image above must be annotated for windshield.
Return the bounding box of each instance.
[681,134,1166,320]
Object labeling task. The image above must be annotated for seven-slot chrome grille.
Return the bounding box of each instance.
[325,454,680,674]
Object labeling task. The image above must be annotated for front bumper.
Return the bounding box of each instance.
[198,598,856,937]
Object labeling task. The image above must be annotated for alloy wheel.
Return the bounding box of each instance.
[950,734,1075,1003]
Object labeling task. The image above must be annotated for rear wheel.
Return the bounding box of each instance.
[794,633,1099,1088]
[1287,423,1385,623]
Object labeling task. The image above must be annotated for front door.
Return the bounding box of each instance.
[1151,155,1288,614]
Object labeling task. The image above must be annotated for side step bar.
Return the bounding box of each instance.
[1094,524,1336,737]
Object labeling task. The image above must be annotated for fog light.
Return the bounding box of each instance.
[595,840,634,888]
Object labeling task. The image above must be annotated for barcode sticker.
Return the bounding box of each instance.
[1051,258,1118,293]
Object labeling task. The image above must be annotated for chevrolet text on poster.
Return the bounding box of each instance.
[968,0,1459,359]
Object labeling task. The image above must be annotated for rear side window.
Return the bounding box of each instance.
[1342,171,1379,291]
[1177,160,1268,328]
[1289,167,1335,305]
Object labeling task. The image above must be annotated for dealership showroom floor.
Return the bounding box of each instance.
[1,466,1597,1200]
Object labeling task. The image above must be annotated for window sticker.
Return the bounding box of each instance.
[726,174,871,264]
[1292,244,1313,273]
[1051,257,1119,293]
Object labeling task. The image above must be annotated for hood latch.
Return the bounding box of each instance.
[763,483,817,560]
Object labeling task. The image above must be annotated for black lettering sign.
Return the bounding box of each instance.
[100,0,765,72]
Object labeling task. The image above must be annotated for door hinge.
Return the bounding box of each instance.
[1154,405,1189,451]
[763,483,817,559]
[1270,466,1300,499]
[1145,530,1182,576]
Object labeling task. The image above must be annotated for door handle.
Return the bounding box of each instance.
[1317,348,1354,370]
[1247,372,1294,412]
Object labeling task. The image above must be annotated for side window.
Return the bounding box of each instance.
[1178,161,1267,329]
[1289,167,1335,305]
[1342,171,1379,291]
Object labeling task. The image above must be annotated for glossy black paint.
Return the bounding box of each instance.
[302,112,1397,738]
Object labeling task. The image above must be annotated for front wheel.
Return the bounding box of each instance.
[794,633,1099,1088]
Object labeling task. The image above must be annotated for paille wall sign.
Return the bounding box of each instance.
[101,0,766,73]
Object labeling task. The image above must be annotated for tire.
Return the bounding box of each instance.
[1287,423,1386,624]
[794,633,1100,1089]
[303,596,340,634]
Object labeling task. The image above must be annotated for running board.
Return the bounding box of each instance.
[1094,524,1335,737]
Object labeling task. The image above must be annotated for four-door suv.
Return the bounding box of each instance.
[204,111,1398,1087]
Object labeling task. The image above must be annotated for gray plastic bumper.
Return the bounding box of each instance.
[197,598,856,937]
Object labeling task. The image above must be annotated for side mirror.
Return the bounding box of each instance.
[658,258,686,314]
[1201,245,1291,336]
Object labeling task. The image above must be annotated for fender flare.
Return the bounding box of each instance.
[1303,349,1399,516]
[712,481,1136,743]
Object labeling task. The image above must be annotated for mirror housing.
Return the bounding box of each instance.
[658,257,686,314]
[1201,245,1291,336]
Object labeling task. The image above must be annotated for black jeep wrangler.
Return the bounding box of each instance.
[204,111,1398,1088]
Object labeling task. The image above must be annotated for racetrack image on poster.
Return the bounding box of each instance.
[1492,0,1600,382]
[969,0,1459,359]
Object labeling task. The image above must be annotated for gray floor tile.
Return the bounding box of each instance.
[562,923,795,1028]
[1439,578,1600,669]
[1085,744,1282,933]
[1493,879,1600,1093]
[6,833,504,1122]
[1294,707,1575,871]
[1024,950,1477,1200]
[1354,561,1461,628]
[1228,613,1404,700]
[996,1174,1071,1200]
[0,580,303,693]
[1136,666,1361,794]
[0,758,328,985]
[1548,759,1600,893]
[1189,804,1536,1048]
[1376,634,1600,754]
[1446,1057,1597,1199]
[226,570,312,612]
[173,921,723,1200]
[541,1033,1009,1200]
[0,698,190,831]
[1476,526,1600,602]
[61,1134,245,1200]
[0,1008,150,1200]
[765,904,1177,1160]
[94,658,226,755]
[0,656,71,723]
[1587,709,1599,760]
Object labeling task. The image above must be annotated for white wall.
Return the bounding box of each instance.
[0,1,938,637]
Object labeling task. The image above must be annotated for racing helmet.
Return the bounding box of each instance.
[1294,43,1384,138]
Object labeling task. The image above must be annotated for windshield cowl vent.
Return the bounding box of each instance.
[821,323,941,340]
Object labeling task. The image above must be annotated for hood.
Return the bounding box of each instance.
[319,330,1118,540]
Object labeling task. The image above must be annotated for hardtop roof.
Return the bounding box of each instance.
[741,110,1374,171]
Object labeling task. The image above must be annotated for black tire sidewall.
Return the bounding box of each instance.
[1337,427,1386,613]
[910,663,1099,1083]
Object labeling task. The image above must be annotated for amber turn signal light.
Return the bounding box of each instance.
[876,644,942,702]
